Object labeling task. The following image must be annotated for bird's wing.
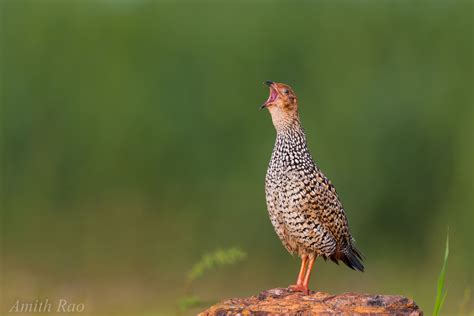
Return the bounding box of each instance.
[310,169,351,244]
[280,169,340,256]
[293,168,364,271]
[287,168,350,253]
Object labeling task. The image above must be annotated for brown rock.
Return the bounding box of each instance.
[199,287,423,315]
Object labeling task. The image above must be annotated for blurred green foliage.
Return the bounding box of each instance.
[187,247,246,282]
[178,247,246,313]
[1,1,473,315]
[177,295,202,313]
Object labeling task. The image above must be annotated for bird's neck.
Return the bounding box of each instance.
[274,114,304,136]
[274,116,307,146]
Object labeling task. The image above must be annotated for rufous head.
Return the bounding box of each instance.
[261,81,299,130]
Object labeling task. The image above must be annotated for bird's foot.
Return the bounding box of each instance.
[288,284,310,295]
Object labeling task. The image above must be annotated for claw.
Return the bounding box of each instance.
[288,284,309,294]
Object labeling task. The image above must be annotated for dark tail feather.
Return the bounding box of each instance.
[340,245,365,272]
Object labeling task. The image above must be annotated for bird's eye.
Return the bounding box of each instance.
[283,89,289,95]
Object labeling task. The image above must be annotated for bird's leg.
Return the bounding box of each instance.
[296,255,308,286]
[301,255,316,294]
[288,255,307,291]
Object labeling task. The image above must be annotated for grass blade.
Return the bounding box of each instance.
[433,232,449,316]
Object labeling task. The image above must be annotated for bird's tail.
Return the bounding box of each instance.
[329,242,364,272]
[340,244,364,272]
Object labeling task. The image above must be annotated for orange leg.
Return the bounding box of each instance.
[296,255,308,286]
[302,256,316,294]
[289,255,307,291]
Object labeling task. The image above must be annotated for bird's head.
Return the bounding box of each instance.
[261,81,299,130]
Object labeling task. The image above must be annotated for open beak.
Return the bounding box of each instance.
[260,81,277,109]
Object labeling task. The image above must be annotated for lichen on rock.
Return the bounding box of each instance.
[199,287,423,315]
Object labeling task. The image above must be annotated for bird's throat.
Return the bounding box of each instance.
[272,113,302,134]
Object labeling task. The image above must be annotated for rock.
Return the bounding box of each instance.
[199,287,423,315]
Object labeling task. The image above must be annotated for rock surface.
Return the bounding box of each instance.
[199,287,423,315]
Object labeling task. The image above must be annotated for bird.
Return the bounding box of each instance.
[261,81,364,293]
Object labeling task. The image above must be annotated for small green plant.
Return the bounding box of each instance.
[187,247,247,282]
[177,247,247,314]
[433,231,449,316]
[177,295,202,313]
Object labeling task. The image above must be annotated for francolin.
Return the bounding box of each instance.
[261,81,364,293]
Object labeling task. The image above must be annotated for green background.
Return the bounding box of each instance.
[1,1,473,315]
